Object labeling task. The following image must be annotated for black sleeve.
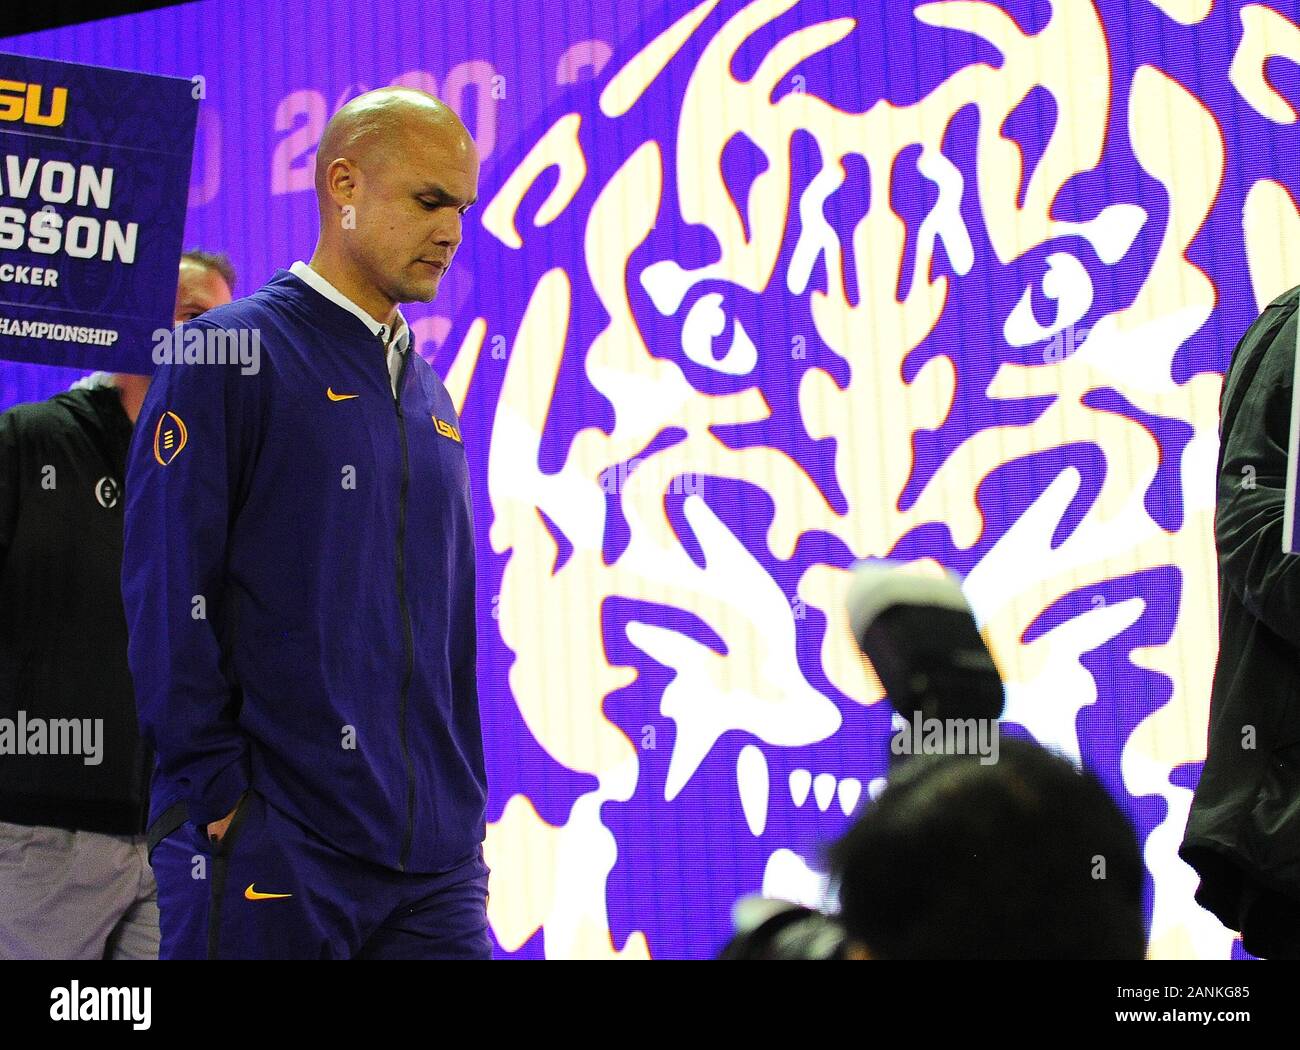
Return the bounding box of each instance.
[0,409,18,575]
[1216,289,1300,650]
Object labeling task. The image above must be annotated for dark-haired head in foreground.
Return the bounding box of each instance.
[827,737,1147,959]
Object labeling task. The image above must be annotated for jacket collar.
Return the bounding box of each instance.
[287,261,410,353]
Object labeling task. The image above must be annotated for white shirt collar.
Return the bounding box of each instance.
[69,370,117,391]
[289,260,410,353]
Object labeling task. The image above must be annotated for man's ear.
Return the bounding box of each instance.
[325,157,358,208]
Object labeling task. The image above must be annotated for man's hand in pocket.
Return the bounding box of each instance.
[207,792,248,845]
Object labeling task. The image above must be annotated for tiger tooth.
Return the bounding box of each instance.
[838,777,862,816]
[736,744,768,836]
[789,768,812,807]
[813,772,836,812]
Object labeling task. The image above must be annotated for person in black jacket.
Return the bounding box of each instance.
[1181,285,1300,959]
[0,250,234,959]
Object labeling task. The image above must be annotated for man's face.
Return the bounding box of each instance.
[174,259,233,323]
[350,123,479,307]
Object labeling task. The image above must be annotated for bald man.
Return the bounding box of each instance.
[122,90,490,959]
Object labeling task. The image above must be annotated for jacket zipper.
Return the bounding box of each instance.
[387,334,417,872]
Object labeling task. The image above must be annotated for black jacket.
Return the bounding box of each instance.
[0,380,150,834]
[1181,285,1300,957]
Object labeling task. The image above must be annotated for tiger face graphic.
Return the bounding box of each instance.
[442,0,1300,958]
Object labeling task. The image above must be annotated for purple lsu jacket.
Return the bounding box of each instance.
[121,268,487,874]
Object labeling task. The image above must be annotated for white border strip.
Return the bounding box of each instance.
[1286,311,1300,552]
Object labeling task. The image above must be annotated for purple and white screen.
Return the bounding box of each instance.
[4,0,1299,959]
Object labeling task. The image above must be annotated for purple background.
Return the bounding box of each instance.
[3,0,1298,959]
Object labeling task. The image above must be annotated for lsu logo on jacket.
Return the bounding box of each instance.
[434,417,462,443]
